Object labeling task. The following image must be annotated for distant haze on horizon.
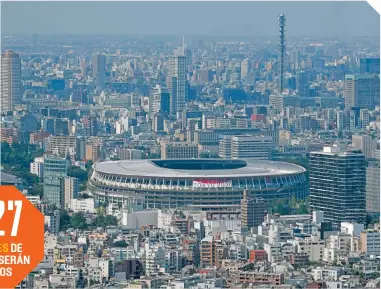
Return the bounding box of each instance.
[1,1,380,38]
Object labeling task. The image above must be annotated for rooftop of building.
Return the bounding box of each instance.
[310,146,365,156]
[0,172,23,184]
[92,158,306,178]
[344,74,379,80]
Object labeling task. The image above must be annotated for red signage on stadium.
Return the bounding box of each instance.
[193,179,232,188]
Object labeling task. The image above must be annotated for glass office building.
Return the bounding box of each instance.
[43,155,68,208]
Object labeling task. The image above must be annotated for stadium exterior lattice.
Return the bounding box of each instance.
[88,159,308,211]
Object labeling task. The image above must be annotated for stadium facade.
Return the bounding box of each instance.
[88,159,308,211]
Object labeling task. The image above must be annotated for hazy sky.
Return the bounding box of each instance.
[1,1,379,37]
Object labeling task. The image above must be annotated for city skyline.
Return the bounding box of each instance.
[2,1,380,37]
[0,2,379,287]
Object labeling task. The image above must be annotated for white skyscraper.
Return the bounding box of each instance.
[30,157,44,178]
[230,135,274,160]
[241,58,250,80]
[336,111,344,131]
[60,176,79,210]
[149,85,170,116]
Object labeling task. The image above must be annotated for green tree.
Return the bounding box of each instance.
[60,210,72,231]
[268,196,310,216]
[71,212,87,230]
[366,214,379,227]
[85,160,93,172]
[89,279,98,286]
[79,183,87,192]
[95,205,106,215]
[272,199,291,215]
[93,215,117,228]
[1,142,44,188]
[29,183,44,197]
[17,171,39,186]
[105,215,118,226]
[67,166,88,183]
[1,142,12,159]
[290,196,298,208]
[93,215,106,227]
[296,203,309,214]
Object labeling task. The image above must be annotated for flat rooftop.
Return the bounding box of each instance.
[0,172,22,184]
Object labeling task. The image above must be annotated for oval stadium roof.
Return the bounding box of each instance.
[93,159,305,178]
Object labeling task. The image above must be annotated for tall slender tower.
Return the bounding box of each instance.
[92,53,106,89]
[167,47,187,115]
[278,14,286,93]
[1,50,22,112]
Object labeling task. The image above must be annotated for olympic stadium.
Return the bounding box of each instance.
[88,159,308,211]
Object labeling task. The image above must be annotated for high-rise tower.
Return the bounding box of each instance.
[310,146,366,227]
[366,157,380,214]
[278,14,286,93]
[344,74,380,109]
[1,50,22,112]
[149,85,170,117]
[167,49,187,115]
[92,53,106,89]
[43,155,68,209]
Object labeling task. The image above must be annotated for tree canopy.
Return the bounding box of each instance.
[93,215,118,228]
[68,166,88,183]
[85,160,93,172]
[60,210,72,231]
[29,183,44,197]
[71,212,88,230]
[268,196,309,215]
[1,142,43,186]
